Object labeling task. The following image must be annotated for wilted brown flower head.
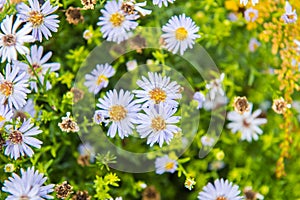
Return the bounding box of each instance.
[58,112,80,133]
[142,186,161,200]
[65,7,84,25]
[81,0,96,10]
[128,35,147,53]
[77,154,90,167]
[71,87,84,103]
[121,1,135,15]
[272,97,289,114]
[233,96,250,114]
[55,181,73,199]
[71,190,91,200]
[243,186,263,200]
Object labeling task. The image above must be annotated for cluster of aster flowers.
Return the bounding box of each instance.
[89,70,182,147]
[0,0,61,198]
[97,0,200,55]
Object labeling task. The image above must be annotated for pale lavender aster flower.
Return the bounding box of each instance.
[281,1,297,24]
[96,89,140,139]
[244,7,258,22]
[193,91,205,109]
[161,14,200,55]
[136,103,181,147]
[18,45,60,92]
[198,179,243,200]
[0,15,34,63]
[84,63,115,95]
[155,155,178,174]
[4,118,42,160]
[97,0,139,43]
[2,167,54,199]
[249,38,261,52]
[17,0,60,41]
[0,64,30,110]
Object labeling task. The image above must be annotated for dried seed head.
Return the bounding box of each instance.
[71,87,84,103]
[77,155,90,167]
[272,97,289,114]
[142,186,161,200]
[65,7,84,25]
[55,181,73,199]
[81,0,96,10]
[233,96,250,114]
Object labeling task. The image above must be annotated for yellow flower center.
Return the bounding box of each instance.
[0,115,5,122]
[249,12,256,20]
[29,11,44,27]
[216,197,228,200]
[109,105,127,121]
[0,80,13,96]
[149,88,166,104]
[28,63,42,76]
[97,74,108,85]
[110,12,125,27]
[175,27,188,41]
[164,161,175,170]
[287,14,295,20]
[2,34,16,46]
[151,116,166,131]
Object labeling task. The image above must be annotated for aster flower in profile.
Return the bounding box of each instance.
[17,0,60,41]
[206,73,225,101]
[0,0,6,11]
[133,72,182,107]
[240,0,258,6]
[0,104,13,128]
[84,63,115,94]
[198,179,243,200]
[97,0,139,43]
[0,64,30,110]
[96,89,140,139]
[2,167,54,199]
[153,0,175,8]
[249,38,261,52]
[244,7,259,22]
[4,118,42,160]
[227,103,267,142]
[161,14,200,55]
[0,15,34,63]
[155,155,178,174]
[281,1,297,24]
[136,103,181,147]
[18,45,60,92]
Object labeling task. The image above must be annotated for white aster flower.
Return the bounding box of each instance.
[240,0,258,6]
[133,72,182,107]
[244,7,259,22]
[201,135,215,147]
[96,89,140,139]
[155,155,178,174]
[93,110,104,124]
[97,0,139,43]
[126,59,138,71]
[83,29,93,40]
[204,93,228,111]
[84,63,115,94]
[0,64,30,110]
[4,118,42,160]
[281,1,297,24]
[153,0,175,8]
[136,103,181,147]
[2,167,54,199]
[18,45,60,92]
[0,15,34,63]
[249,38,260,52]
[198,178,243,200]
[206,73,225,101]
[208,160,225,171]
[227,103,267,142]
[193,91,205,109]
[0,104,13,128]
[294,39,300,52]
[121,0,152,17]
[161,14,200,55]
[4,163,15,173]
[17,0,60,41]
